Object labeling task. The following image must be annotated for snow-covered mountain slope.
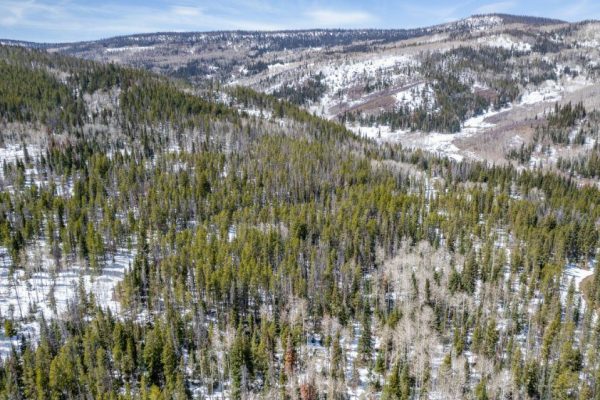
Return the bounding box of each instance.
[8,14,600,175]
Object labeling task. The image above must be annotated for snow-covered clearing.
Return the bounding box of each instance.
[0,245,134,357]
[104,46,155,53]
[348,124,466,161]
[0,144,40,177]
[348,106,510,161]
[394,83,434,111]
[239,107,273,119]
[477,35,532,52]
[561,263,594,306]
[460,105,511,134]
[316,54,417,117]
[520,80,563,105]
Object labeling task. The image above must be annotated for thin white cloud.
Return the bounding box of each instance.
[306,9,376,27]
[396,2,468,26]
[227,0,278,14]
[0,0,285,42]
[556,0,600,20]
[0,0,62,27]
[171,6,203,18]
[474,1,516,14]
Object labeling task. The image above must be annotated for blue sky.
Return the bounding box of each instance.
[1,0,599,43]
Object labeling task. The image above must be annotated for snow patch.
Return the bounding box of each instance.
[104,46,155,53]
[0,245,134,357]
[394,83,434,111]
[520,80,562,105]
[478,35,531,52]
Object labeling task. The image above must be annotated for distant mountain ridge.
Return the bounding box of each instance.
[0,13,570,48]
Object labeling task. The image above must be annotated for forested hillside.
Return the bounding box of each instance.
[1,42,600,400]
